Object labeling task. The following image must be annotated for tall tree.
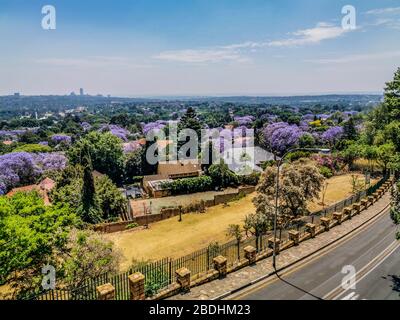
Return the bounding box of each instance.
[343,117,358,141]
[77,148,101,224]
[68,132,124,183]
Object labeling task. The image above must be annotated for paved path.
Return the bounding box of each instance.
[169,193,391,300]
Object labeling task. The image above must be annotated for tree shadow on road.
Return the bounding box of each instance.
[388,274,400,295]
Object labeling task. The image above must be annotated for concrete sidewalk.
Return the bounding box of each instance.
[168,193,391,300]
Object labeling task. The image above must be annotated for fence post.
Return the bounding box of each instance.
[169,259,173,285]
[244,246,257,264]
[176,267,191,293]
[213,256,227,278]
[97,283,115,300]
[128,272,145,300]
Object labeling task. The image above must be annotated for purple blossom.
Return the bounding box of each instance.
[39,141,49,146]
[99,124,130,141]
[142,122,166,135]
[51,134,72,145]
[234,116,255,126]
[0,152,67,194]
[122,141,142,154]
[80,122,92,131]
[0,152,42,194]
[263,122,305,154]
[321,126,344,145]
[34,152,68,172]
[0,129,29,141]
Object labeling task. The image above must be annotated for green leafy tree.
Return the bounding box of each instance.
[343,117,358,141]
[124,148,145,182]
[95,175,127,221]
[208,161,239,189]
[52,165,126,223]
[178,107,203,137]
[0,191,78,297]
[340,143,363,170]
[377,143,396,174]
[390,183,400,240]
[226,224,243,259]
[68,132,124,183]
[62,229,121,289]
[77,152,102,224]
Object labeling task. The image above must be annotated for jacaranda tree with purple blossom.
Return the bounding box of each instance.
[263,122,305,155]
[321,126,344,147]
[51,134,72,145]
[0,152,41,194]
[142,121,166,136]
[99,124,130,142]
[0,152,68,194]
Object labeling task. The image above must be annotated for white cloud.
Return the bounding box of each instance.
[308,51,400,64]
[365,7,400,15]
[267,22,350,47]
[364,7,400,30]
[154,22,353,64]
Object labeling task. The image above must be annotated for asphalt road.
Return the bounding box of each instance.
[233,209,400,300]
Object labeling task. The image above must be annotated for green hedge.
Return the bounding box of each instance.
[162,176,213,195]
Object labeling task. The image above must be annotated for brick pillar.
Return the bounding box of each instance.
[288,230,300,246]
[320,217,331,231]
[213,255,227,278]
[353,204,361,215]
[343,207,352,219]
[368,196,374,205]
[244,245,257,264]
[128,272,145,300]
[267,239,281,255]
[176,267,191,293]
[305,223,316,238]
[97,283,115,300]
[333,212,344,225]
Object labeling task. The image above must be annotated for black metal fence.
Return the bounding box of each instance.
[29,174,390,300]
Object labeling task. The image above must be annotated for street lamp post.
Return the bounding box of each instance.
[272,147,330,272]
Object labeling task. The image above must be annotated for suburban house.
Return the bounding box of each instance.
[222,145,277,174]
[7,177,56,205]
[143,160,202,198]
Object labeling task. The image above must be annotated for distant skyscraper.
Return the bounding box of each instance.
[80,88,84,96]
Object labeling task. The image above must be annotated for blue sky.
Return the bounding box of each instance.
[0,0,399,96]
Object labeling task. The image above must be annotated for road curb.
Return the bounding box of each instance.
[213,199,391,300]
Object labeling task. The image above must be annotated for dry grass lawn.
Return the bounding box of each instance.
[106,173,376,270]
[308,173,377,212]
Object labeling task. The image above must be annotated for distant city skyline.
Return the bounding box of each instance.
[0,0,399,96]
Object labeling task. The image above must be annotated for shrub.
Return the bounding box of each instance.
[238,172,261,186]
[162,176,213,195]
[319,166,333,178]
[285,151,312,162]
[12,144,52,153]
[126,222,139,230]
